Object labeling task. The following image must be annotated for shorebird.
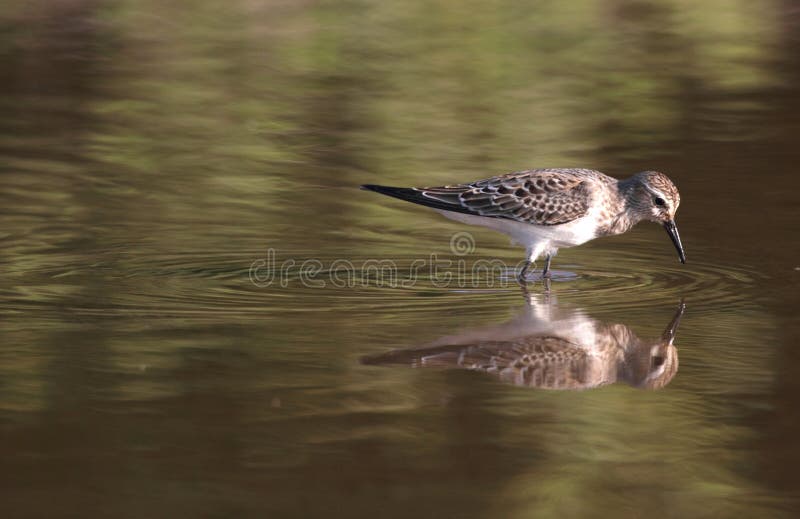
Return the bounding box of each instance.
[362,168,685,282]
[362,298,685,391]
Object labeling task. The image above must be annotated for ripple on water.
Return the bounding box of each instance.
[0,235,763,321]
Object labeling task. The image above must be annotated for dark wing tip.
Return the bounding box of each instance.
[361,183,484,217]
[359,183,427,204]
[360,184,408,195]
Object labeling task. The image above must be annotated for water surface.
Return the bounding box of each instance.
[1,1,800,517]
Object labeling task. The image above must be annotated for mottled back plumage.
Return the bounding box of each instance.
[364,169,616,226]
[419,336,593,390]
[419,169,601,225]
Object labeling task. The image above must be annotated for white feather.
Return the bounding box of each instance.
[436,206,603,262]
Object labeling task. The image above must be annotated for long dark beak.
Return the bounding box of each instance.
[663,220,686,264]
[661,300,686,345]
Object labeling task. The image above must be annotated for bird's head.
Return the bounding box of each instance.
[622,301,684,390]
[633,171,681,221]
[627,171,686,263]
[626,342,680,390]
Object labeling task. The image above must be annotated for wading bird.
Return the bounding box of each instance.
[362,168,685,283]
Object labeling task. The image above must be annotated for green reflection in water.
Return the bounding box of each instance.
[0,0,798,517]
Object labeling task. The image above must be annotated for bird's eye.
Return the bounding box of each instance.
[652,356,664,367]
[654,197,666,207]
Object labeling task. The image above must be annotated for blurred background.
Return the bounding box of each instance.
[1,0,799,517]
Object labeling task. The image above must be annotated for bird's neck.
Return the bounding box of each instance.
[608,178,648,234]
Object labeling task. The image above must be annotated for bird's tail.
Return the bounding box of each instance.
[360,184,417,200]
[360,184,470,214]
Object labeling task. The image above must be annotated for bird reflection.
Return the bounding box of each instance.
[362,295,685,391]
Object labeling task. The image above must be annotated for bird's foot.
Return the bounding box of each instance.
[517,271,551,291]
[517,271,545,284]
[517,262,551,284]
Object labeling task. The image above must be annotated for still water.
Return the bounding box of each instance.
[1,1,800,517]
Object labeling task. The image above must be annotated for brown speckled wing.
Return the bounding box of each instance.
[417,169,593,225]
[421,336,592,390]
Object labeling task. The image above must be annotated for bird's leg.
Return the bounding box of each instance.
[517,261,532,284]
[541,254,553,279]
[518,247,537,284]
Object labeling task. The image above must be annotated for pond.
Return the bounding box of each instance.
[1,1,799,517]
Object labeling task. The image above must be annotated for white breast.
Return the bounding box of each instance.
[436,208,602,255]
